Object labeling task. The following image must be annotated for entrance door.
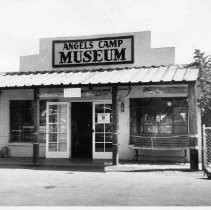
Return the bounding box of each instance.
[93,102,113,159]
[46,102,69,158]
[71,102,92,158]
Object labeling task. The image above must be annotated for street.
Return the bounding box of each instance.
[0,167,210,206]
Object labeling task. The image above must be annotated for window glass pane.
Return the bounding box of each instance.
[174,107,187,125]
[58,133,67,143]
[144,125,158,134]
[57,124,67,133]
[95,143,104,152]
[39,133,46,143]
[105,143,112,152]
[95,133,104,142]
[49,105,58,115]
[105,133,113,142]
[22,126,34,142]
[40,100,46,126]
[10,100,33,142]
[130,98,188,137]
[105,124,112,132]
[160,125,172,134]
[143,110,159,125]
[160,107,173,125]
[49,133,57,142]
[58,143,67,152]
[104,104,112,113]
[174,126,187,134]
[58,105,67,123]
[173,98,188,107]
[49,143,57,152]
[95,124,104,132]
[49,115,57,123]
[49,124,57,132]
[130,123,143,135]
[95,104,104,113]
[39,125,46,143]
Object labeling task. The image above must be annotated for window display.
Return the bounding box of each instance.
[130,98,188,143]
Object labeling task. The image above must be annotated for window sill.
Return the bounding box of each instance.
[9,142,46,146]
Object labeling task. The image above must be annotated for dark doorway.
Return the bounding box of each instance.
[71,102,92,159]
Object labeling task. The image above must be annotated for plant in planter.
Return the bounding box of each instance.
[0,146,10,158]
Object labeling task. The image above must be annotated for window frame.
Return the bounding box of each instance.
[130,98,188,136]
[9,100,48,143]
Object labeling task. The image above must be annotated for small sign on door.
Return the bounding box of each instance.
[97,113,110,124]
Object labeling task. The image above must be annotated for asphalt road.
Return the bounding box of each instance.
[0,167,210,206]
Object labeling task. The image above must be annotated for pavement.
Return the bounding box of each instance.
[0,165,210,206]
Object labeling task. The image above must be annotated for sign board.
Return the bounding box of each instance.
[97,113,110,124]
[52,36,134,67]
[64,88,81,98]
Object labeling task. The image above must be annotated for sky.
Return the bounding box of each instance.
[0,0,210,72]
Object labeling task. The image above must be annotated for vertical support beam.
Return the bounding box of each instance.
[112,85,119,165]
[188,82,198,170]
[33,88,40,164]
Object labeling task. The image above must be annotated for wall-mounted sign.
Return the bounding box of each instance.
[64,88,81,98]
[52,36,134,67]
[97,113,110,124]
[143,86,188,95]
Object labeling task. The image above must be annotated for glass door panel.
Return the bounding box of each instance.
[46,102,69,158]
[93,102,112,159]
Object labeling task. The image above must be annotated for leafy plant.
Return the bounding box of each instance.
[188,49,211,125]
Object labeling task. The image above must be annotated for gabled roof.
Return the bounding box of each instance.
[0,65,199,88]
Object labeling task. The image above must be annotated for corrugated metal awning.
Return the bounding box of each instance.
[0,65,199,88]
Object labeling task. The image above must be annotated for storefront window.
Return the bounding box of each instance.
[130,98,188,143]
[10,100,47,143]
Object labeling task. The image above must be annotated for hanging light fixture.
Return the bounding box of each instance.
[121,101,125,112]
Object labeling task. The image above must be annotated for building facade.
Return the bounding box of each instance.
[0,31,200,165]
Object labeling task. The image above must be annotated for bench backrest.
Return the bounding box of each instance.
[134,136,189,149]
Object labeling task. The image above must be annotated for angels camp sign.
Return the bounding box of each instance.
[52,36,134,67]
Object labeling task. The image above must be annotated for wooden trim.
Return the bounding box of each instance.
[33,88,40,163]
[112,85,119,165]
[188,82,198,135]
[0,81,192,91]
[33,88,40,144]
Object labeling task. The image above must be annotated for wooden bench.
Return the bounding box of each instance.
[129,135,189,163]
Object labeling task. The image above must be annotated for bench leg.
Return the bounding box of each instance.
[184,150,187,164]
[135,149,138,162]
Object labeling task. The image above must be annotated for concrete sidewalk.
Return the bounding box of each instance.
[0,167,208,206]
[0,157,195,172]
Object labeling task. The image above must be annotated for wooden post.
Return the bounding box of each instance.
[188,82,198,170]
[33,88,40,164]
[112,85,119,165]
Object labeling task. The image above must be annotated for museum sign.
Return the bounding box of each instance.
[52,36,134,67]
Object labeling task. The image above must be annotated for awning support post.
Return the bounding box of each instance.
[188,82,198,170]
[33,88,40,164]
[112,85,119,165]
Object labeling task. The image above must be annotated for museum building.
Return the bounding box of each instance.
[0,31,200,167]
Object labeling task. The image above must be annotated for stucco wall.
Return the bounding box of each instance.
[20,31,175,72]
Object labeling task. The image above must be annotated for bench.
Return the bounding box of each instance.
[129,135,189,163]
